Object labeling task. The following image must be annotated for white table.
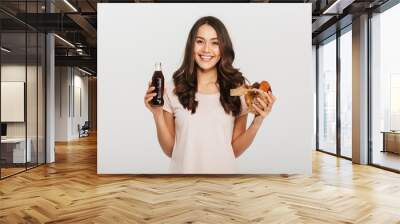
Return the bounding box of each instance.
[1,138,32,163]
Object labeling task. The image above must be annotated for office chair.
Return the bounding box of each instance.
[79,121,90,138]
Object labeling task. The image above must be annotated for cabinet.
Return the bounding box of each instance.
[382,131,400,154]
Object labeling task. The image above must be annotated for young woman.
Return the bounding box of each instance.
[144,16,276,174]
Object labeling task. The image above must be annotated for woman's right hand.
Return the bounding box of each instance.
[144,81,163,116]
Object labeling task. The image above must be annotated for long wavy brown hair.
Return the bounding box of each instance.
[172,16,246,116]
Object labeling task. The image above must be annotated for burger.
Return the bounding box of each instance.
[230,81,272,114]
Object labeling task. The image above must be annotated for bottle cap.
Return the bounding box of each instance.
[155,62,162,71]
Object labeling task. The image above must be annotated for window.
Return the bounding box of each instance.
[371,3,400,171]
[340,28,352,158]
[318,36,337,154]
[0,1,47,179]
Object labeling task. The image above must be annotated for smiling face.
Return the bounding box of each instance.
[173,16,244,116]
[193,24,221,72]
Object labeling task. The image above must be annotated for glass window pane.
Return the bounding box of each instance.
[27,31,38,169]
[340,29,352,158]
[1,31,27,178]
[0,1,46,179]
[38,32,46,165]
[371,3,400,171]
[25,0,39,170]
[318,37,337,154]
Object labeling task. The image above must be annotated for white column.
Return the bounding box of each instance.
[352,14,369,164]
[46,33,55,163]
[45,1,55,163]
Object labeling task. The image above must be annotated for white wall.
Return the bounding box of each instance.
[55,66,69,141]
[72,72,89,138]
[98,3,313,174]
[55,67,89,141]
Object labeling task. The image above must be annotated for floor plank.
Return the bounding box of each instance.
[0,134,400,223]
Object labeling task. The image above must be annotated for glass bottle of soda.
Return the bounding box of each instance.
[151,62,164,106]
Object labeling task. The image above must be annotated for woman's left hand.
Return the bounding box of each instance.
[252,91,276,126]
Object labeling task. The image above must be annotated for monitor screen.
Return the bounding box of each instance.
[1,123,7,137]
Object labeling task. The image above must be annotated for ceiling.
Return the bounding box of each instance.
[0,0,393,75]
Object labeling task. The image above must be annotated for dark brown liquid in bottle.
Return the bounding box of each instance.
[151,63,164,106]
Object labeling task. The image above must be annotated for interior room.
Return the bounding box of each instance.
[0,1,399,223]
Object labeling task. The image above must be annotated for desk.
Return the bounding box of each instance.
[1,138,31,163]
[381,131,400,154]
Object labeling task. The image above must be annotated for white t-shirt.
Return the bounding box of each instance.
[163,81,248,174]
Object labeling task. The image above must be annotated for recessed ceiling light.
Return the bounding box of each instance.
[63,0,78,12]
[54,34,75,48]
[322,0,354,15]
[78,67,93,76]
[1,47,11,53]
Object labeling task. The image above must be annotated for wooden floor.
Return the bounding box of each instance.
[1,163,45,178]
[373,151,400,171]
[0,167,26,178]
[1,134,400,223]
